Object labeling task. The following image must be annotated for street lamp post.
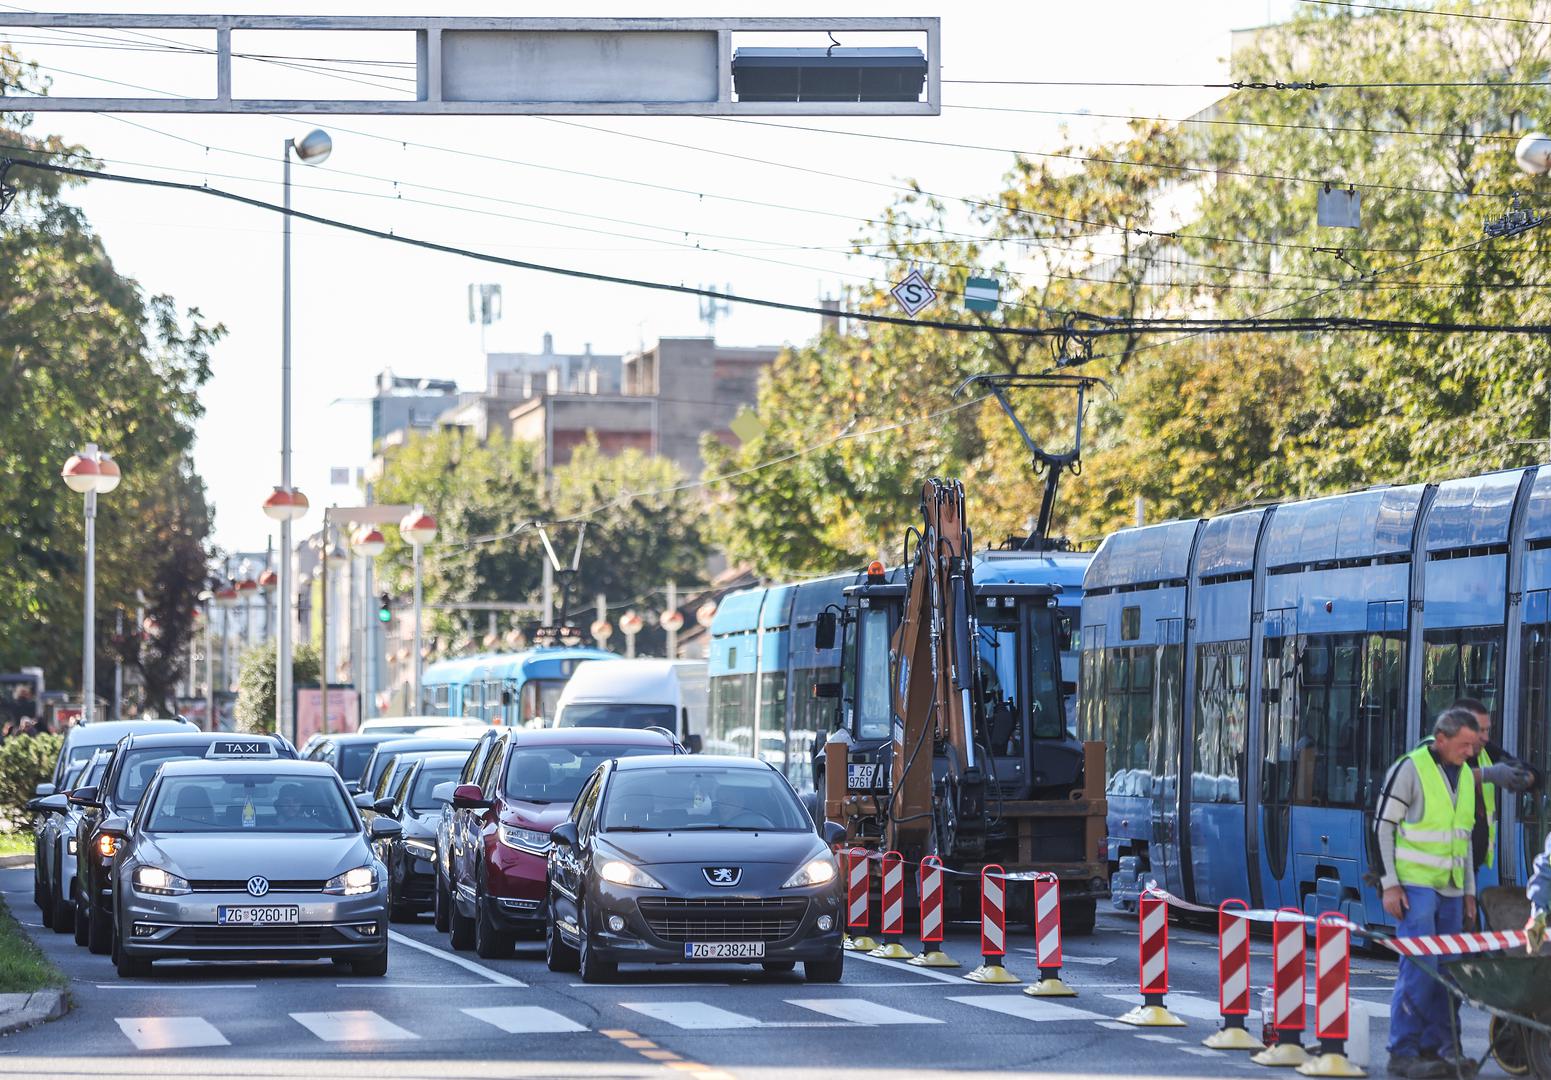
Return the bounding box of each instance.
[61,443,121,724]
[350,526,386,719]
[262,485,309,741]
[198,591,215,729]
[399,507,437,713]
[271,126,331,745]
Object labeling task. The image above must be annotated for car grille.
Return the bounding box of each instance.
[638,896,808,943]
[167,925,347,947]
[187,879,327,893]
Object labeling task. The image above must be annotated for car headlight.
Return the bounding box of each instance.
[133,866,191,896]
[498,824,551,854]
[597,859,664,890]
[402,839,437,859]
[324,866,377,896]
[782,856,838,889]
[67,837,77,856]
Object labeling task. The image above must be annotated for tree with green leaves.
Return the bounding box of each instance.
[235,642,320,735]
[0,49,219,712]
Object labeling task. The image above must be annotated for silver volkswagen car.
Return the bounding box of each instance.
[103,750,400,978]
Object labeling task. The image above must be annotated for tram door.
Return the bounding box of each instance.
[1148,618,1186,896]
[1258,608,1298,909]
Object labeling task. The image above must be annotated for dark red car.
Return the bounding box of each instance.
[442,726,682,958]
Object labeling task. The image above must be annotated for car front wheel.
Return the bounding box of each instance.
[448,889,475,951]
[577,912,616,984]
[87,898,112,955]
[113,925,150,979]
[804,953,844,983]
[433,870,451,933]
[545,903,579,973]
[350,949,388,977]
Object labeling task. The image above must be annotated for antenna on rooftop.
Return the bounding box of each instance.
[698,283,732,337]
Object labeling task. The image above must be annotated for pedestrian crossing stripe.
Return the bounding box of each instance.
[462,1006,586,1033]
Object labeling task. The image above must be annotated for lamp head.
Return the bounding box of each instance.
[291,128,332,165]
[1516,131,1551,176]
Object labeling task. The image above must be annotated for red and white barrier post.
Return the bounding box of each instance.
[870,851,913,959]
[1296,914,1364,1077]
[1204,899,1264,1050]
[965,863,1019,983]
[844,847,876,952]
[1252,908,1310,1067]
[909,855,958,968]
[1117,887,1185,1026]
[1025,873,1075,997]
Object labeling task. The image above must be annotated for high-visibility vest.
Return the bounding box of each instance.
[1394,746,1475,890]
[1421,736,1496,870]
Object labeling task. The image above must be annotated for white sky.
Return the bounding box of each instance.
[3,0,1296,551]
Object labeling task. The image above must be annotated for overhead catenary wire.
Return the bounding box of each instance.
[1297,0,1551,26]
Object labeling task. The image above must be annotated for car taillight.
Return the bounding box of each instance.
[98,835,117,858]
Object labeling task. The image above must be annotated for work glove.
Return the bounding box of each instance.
[1527,908,1547,954]
[1480,762,1537,791]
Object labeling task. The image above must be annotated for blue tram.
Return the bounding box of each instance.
[1081,466,1551,930]
[708,549,1091,796]
[419,646,615,726]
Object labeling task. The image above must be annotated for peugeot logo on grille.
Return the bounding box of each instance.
[703,867,741,887]
[245,876,270,897]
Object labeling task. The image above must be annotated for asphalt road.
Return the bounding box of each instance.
[0,867,1501,1079]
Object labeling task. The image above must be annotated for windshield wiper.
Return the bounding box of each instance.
[668,824,774,832]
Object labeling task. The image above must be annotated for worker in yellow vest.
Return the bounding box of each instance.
[1376,707,1481,1079]
[1447,698,1541,883]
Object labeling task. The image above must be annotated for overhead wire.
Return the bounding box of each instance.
[1297,0,1551,26]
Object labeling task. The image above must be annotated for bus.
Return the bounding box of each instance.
[1080,465,1551,931]
[419,646,615,726]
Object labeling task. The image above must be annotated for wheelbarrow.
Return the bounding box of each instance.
[1445,886,1551,1077]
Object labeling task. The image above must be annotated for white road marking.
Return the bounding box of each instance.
[1095,1020,1136,1031]
[290,1009,420,1042]
[846,948,968,984]
[116,1016,230,1051]
[1181,1046,1225,1057]
[464,1006,587,1033]
[621,1001,764,1030]
[386,929,524,986]
[335,982,498,989]
[97,983,256,990]
[1104,992,1219,1020]
[949,995,1105,1022]
[1136,1033,1184,1043]
[787,998,942,1025]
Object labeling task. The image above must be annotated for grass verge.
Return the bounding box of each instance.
[0,891,64,993]
[0,831,32,858]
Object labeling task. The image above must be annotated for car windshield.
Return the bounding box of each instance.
[557,703,677,730]
[408,763,462,813]
[145,773,355,833]
[504,745,665,804]
[113,747,208,805]
[338,743,378,781]
[600,765,811,832]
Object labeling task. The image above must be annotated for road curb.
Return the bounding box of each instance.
[0,990,68,1036]
[0,855,34,870]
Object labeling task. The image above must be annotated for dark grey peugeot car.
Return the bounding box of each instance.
[545,754,845,984]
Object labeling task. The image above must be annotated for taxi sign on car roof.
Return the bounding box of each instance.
[205,738,277,759]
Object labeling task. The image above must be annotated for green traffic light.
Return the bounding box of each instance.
[377,608,392,623]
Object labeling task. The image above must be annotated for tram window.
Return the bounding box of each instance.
[788,665,839,791]
[521,679,564,726]
[1423,627,1502,722]
[1193,640,1248,803]
[1121,606,1141,641]
[1519,612,1551,873]
[1100,645,1154,794]
[759,672,788,766]
[707,673,752,756]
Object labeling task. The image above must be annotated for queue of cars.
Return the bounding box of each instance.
[30,708,846,985]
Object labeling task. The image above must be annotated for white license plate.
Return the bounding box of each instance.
[683,941,765,960]
[217,905,299,925]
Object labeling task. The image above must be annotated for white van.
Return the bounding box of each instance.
[551,659,707,748]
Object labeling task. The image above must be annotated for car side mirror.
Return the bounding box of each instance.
[813,682,841,700]
[821,820,847,847]
[431,781,456,805]
[451,783,492,810]
[373,797,396,815]
[344,780,362,795]
[35,794,68,814]
[369,817,403,840]
[550,821,579,848]
[352,792,375,810]
[683,733,703,754]
[68,785,100,808]
[814,610,838,651]
[98,815,129,838]
[34,783,55,798]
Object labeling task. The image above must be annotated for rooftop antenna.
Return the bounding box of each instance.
[698,284,733,336]
[468,283,503,358]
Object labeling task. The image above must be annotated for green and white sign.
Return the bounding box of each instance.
[964,276,1000,312]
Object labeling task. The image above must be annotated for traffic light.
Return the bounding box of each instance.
[377,593,392,623]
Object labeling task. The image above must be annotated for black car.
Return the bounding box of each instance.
[361,752,466,921]
[73,732,295,954]
[31,748,113,933]
[545,754,846,984]
[353,735,481,804]
[310,733,410,794]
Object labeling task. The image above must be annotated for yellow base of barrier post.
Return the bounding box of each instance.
[1252,1040,1311,1068]
[868,941,914,960]
[1024,976,1076,998]
[1296,1052,1365,1078]
[1203,1022,1266,1051]
[1116,1003,1187,1028]
[964,962,1021,984]
[845,935,878,952]
[909,950,960,968]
